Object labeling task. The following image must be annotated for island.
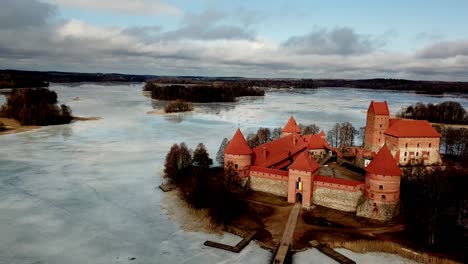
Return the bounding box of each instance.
[161,100,465,264]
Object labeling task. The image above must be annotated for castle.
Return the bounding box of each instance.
[224,101,442,221]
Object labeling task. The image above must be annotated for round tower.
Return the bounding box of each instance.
[357,144,402,221]
[224,128,253,177]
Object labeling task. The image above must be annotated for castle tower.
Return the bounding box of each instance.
[364,101,390,152]
[287,152,320,207]
[357,145,402,221]
[224,128,253,177]
[282,116,301,137]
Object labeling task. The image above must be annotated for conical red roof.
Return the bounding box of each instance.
[225,128,253,155]
[289,152,320,172]
[282,116,300,133]
[365,145,402,176]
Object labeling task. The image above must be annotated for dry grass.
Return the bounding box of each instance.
[160,189,223,234]
[330,240,461,264]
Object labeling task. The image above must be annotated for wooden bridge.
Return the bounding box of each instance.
[271,203,301,264]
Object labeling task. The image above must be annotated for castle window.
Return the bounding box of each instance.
[429,143,431,147]
[417,143,420,148]
[371,193,374,198]
[404,158,406,162]
[380,124,382,128]
[404,152,407,156]
[382,195,386,200]
[416,152,419,156]
[379,185,383,190]
[235,164,238,169]
[405,143,408,148]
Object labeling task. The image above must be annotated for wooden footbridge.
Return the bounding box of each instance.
[271,203,301,264]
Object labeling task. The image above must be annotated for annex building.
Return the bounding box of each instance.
[224,101,442,221]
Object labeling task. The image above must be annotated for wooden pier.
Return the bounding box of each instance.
[309,240,356,264]
[272,203,301,264]
[203,232,257,253]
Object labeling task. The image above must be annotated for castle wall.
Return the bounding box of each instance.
[312,177,364,212]
[356,199,399,221]
[384,135,441,166]
[250,167,288,197]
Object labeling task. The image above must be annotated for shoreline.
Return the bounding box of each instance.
[160,187,462,264]
[0,116,101,136]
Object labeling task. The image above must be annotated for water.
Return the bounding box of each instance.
[1,83,465,264]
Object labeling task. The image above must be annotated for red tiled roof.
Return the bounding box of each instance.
[318,130,326,137]
[252,135,307,167]
[368,100,390,115]
[225,128,253,155]
[365,145,402,176]
[384,119,441,138]
[282,116,300,133]
[304,134,334,150]
[288,152,320,172]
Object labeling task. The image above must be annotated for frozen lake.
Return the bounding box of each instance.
[1,83,465,264]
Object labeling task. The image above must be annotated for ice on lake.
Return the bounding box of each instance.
[1,83,464,263]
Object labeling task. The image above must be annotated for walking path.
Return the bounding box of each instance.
[272,203,301,264]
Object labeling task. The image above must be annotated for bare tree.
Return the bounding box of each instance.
[256,127,271,145]
[271,127,282,140]
[299,123,320,135]
[327,123,340,148]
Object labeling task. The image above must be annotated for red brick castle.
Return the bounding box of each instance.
[224,101,442,220]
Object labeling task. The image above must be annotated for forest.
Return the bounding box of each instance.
[144,83,265,102]
[397,101,467,124]
[400,166,466,254]
[3,70,468,94]
[0,88,73,125]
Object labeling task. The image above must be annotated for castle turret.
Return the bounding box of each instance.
[287,152,320,206]
[364,100,390,152]
[282,116,301,137]
[357,144,402,221]
[224,128,253,177]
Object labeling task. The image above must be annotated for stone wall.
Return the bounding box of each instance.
[356,198,399,221]
[250,175,288,197]
[312,186,363,212]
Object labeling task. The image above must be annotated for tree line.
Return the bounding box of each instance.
[400,166,466,252]
[398,101,467,124]
[148,77,468,94]
[164,142,246,225]
[144,82,264,103]
[0,88,73,126]
[433,125,468,162]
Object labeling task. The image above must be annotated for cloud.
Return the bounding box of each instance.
[2,0,468,81]
[0,0,56,29]
[43,0,181,16]
[416,40,468,59]
[158,9,256,41]
[282,26,382,55]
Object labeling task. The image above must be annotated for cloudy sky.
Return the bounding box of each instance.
[1,0,468,80]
